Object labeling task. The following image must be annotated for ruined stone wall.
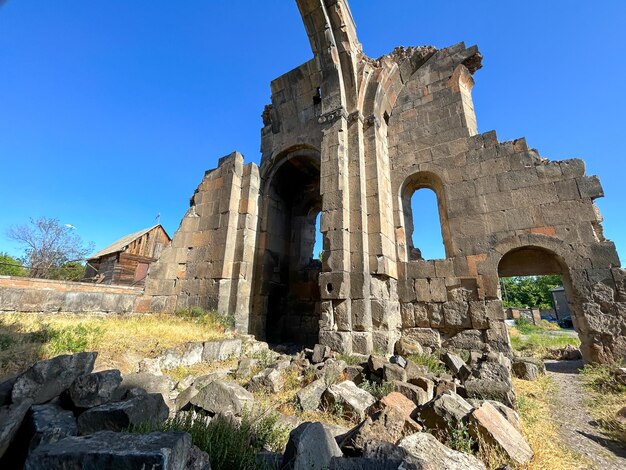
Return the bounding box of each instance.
[139,152,259,332]
[140,0,626,363]
[0,276,140,314]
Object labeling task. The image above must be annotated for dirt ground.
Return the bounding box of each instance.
[545,359,626,469]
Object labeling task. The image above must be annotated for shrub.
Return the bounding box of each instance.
[175,307,235,331]
[358,379,394,399]
[44,324,103,356]
[131,409,287,470]
[336,353,363,366]
[407,352,447,375]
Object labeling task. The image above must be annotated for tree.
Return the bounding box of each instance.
[6,217,94,279]
[0,252,27,277]
[501,275,562,310]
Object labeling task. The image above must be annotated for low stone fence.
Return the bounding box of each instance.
[0,276,142,314]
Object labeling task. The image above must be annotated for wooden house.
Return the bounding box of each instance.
[85,225,170,286]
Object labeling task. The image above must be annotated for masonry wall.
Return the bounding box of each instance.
[139,0,626,363]
[0,276,141,313]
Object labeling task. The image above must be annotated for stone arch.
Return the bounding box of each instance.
[397,170,452,262]
[251,146,322,346]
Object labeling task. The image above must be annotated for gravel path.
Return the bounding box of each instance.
[545,359,626,469]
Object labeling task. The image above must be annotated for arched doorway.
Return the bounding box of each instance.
[254,153,322,346]
[497,246,580,346]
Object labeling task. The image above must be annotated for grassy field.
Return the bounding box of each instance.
[509,319,580,358]
[0,311,228,379]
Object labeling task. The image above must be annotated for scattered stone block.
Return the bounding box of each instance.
[159,341,204,369]
[418,391,473,435]
[398,432,486,469]
[383,363,407,382]
[24,431,209,470]
[28,402,78,451]
[470,401,533,465]
[77,393,169,434]
[282,422,342,470]
[323,381,376,421]
[12,352,97,405]
[249,367,284,393]
[367,355,387,377]
[389,355,407,368]
[512,360,540,381]
[409,376,434,401]
[312,344,332,364]
[442,352,471,382]
[0,375,17,407]
[202,338,242,362]
[64,369,122,409]
[0,399,33,459]
[297,379,327,412]
[189,380,254,416]
[392,381,429,406]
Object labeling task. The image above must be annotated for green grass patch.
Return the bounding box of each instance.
[336,352,364,366]
[509,332,579,358]
[131,410,288,470]
[358,379,394,399]
[580,362,626,444]
[175,306,235,331]
[407,352,447,375]
[44,324,104,356]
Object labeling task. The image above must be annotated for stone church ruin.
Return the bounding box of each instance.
[139,0,626,363]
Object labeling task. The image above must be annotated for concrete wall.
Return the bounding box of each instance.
[0,276,141,314]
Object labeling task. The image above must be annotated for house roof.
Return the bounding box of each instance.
[88,225,168,260]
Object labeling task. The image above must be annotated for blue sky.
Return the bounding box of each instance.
[1,1,625,264]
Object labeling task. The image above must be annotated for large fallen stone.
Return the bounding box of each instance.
[24,431,210,470]
[12,352,97,405]
[398,432,486,470]
[367,355,387,377]
[323,381,376,421]
[77,393,169,434]
[282,422,342,470]
[409,376,435,401]
[442,352,471,382]
[0,399,33,459]
[464,361,515,408]
[236,357,258,379]
[202,338,242,361]
[159,342,204,369]
[312,344,331,364]
[0,375,17,406]
[511,360,539,381]
[117,372,176,398]
[330,456,420,469]
[341,392,420,454]
[297,378,327,412]
[467,399,521,432]
[417,391,473,436]
[470,401,533,465]
[64,369,122,409]
[383,363,407,382]
[249,367,284,393]
[28,402,78,451]
[392,381,429,406]
[395,336,423,356]
[189,380,254,416]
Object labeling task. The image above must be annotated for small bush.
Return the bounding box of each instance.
[44,324,103,356]
[175,307,235,331]
[445,419,476,455]
[131,409,288,470]
[358,379,394,399]
[407,352,447,375]
[336,353,363,366]
[0,334,15,351]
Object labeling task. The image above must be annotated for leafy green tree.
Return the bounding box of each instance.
[501,275,562,309]
[6,217,93,279]
[48,261,86,281]
[0,252,27,277]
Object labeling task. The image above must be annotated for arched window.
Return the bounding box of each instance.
[401,171,451,261]
[410,188,446,259]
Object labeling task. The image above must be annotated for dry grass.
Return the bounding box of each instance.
[164,358,239,383]
[513,376,590,469]
[508,325,580,359]
[580,362,626,445]
[0,312,227,379]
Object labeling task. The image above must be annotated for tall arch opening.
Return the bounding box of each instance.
[400,171,451,261]
[256,154,322,346]
[497,246,581,351]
